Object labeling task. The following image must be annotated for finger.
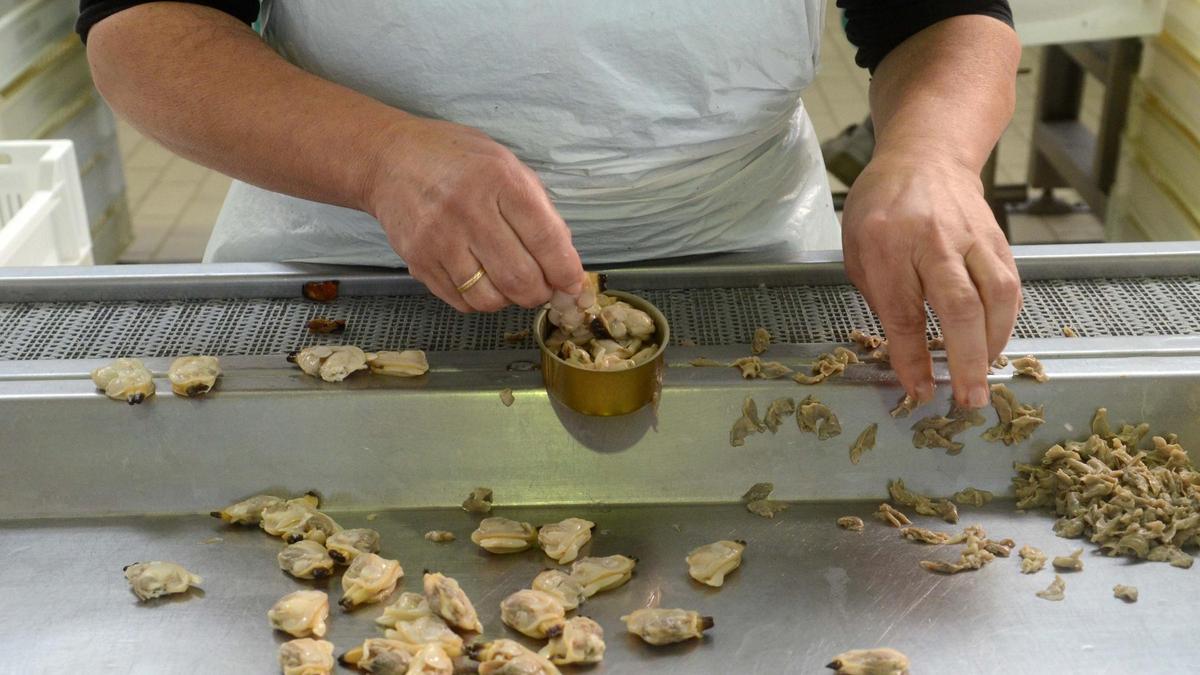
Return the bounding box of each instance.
[470,217,553,309]
[964,244,1022,362]
[497,167,585,292]
[866,269,936,404]
[411,264,473,314]
[445,251,509,313]
[918,255,991,409]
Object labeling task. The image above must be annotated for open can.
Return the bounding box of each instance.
[534,290,669,416]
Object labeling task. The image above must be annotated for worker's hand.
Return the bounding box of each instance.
[841,152,1021,409]
[365,116,585,313]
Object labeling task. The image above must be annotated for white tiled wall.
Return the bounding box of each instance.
[115,1,1105,262]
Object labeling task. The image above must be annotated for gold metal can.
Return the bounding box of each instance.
[534,290,669,416]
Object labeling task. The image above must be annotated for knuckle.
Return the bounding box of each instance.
[988,270,1021,302]
[935,286,981,322]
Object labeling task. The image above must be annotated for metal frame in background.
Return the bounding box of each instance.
[1025,38,1144,217]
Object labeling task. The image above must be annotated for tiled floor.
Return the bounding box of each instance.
[116,3,1104,263]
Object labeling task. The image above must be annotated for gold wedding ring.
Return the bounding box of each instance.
[456,267,487,294]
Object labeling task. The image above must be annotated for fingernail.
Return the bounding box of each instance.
[565,281,583,295]
[968,386,990,408]
[916,381,935,404]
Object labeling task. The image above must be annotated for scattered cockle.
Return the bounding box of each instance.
[268,590,329,638]
[874,503,911,528]
[764,397,796,433]
[340,553,403,610]
[424,530,455,543]
[889,393,920,419]
[423,571,483,632]
[910,403,986,455]
[849,423,877,465]
[338,639,418,674]
[470,639,561,675]
[1052,548,1084,571]
[532,569,587,611]
[1011,355,1049,383]
[837,516,864,532]
[210,494,284,525]
[730,355,793,380]
[366,349,429,377]
[167,355,220,397]
[796,395,842,440]
[383,615,464,657]
[288,345,369,382]
[730,396,766,447]
[826,647,910,675]
[541,616,606,666]
[500,589,567,638]
[471,517,538,554]
[888,479,959,524]
[538,517,595,564]
[278,540,335,579]
[404,644,453,675]
[261,495,340,545]
[686,540,745,587]
[848,329,884,351]
[91,358,155,404]
[918,525,995,575]
[278,638,335,675]
[951,487,993,507]
[123,561,202,601]
[1113,584,1138,602]
[901,526,951,545]
[569,555,637,597]
[461,487,494,514]
[751,327,771,355]
[982,384,1045,445]
[793,347,858,385]
[1018,545,1046,574]
[1036,574,1066,601]
[621,608,713,645]
[742,482,788,519]
[325,528,380,564]
[375,592,430,628]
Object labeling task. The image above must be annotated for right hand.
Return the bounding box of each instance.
[364,115,585,312]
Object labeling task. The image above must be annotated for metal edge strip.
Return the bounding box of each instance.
[1,242,1198,302]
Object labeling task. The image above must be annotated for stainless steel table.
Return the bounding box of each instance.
[5,502,1196,674]
[2,243,1199,674]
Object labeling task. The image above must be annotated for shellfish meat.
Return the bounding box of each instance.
[538,517,594,564]
[91,358,155,404]
[268,590,330,638]
[123,560,201,601]
[686,539,745,587]
[620,608,713,646]
[278,638,335,675]
[499,589,566,638]
[340,553,403,609]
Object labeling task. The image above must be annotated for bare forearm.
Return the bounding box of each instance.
[86,2,409,212]
[868,14,1020,173]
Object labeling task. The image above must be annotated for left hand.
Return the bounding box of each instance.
[840,151,1021,409]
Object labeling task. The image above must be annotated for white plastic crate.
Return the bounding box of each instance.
[0,140,92,266]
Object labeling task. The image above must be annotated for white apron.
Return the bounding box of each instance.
[203,1,840,266]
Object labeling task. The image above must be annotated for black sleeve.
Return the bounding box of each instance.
[837,1,1014,73]
[77,0,260,42]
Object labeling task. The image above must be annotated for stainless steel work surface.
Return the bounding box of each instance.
[3,502,1195,675]
[2,244,1199,674]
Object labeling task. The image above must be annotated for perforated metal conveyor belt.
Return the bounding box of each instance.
[2,275,1199,360]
